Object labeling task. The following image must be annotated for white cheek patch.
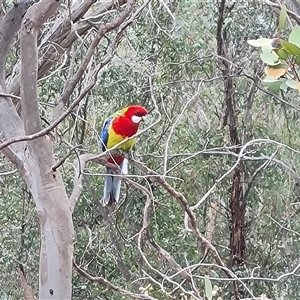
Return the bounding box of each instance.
[131,115,142,123]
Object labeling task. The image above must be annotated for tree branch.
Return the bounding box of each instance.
[0,86,91,151]
[52,0,135,121]
[20,0,62,135]
[129,157,233,279]
[69,151,120,211]
[263,0,300,24]
[73,260,159,300]
[8,0,127,97]
[0,2,29,88]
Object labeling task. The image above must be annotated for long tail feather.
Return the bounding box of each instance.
[121,158,128,175]
[101,168,114,206]
[101,159,128,206]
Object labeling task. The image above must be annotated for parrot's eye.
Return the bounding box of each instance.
[135,112,143,117]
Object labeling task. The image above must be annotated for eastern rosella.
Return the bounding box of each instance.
[99,104,148,206]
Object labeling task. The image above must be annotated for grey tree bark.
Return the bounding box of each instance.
[0,0,134,298]
[0,1,73,299]
[20,1,74,298]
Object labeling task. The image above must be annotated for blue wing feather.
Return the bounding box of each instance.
[99,116,112,151]
[99,114,126,206]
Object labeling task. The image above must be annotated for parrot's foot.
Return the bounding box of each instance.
[128,149,136,160]
[119,149,135,160]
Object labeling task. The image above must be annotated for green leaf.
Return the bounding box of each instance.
[289,25,300,47]
[280,40,300,56]
[248,38,273,47]
[278,4,287,29]
[268,80,284,93]
[296,55,300,65]
[269,81,282,93]
[260,51,279,65]
[286,79,298,89]
[261,45,274,54]
[204,275,213,300]
[280,80,288,92]
[262,77,287,93]
[262,76,280,83]
[273,49,288,60]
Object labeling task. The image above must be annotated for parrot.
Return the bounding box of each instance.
[99,104,148,206]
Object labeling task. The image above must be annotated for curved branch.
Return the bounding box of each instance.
[7,0,127,96]
[73,260,158,300]
[129,157,232,279]
[53,0,135,120]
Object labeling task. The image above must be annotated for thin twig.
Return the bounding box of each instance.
[51,145,82,171]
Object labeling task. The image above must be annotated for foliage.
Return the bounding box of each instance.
[1,0,300,299]
[248,5,300,94]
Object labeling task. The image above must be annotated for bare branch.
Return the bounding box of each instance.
[0,89,91,151]
[73,260,159,300]
[20,0,62,134]
[69,151,121,210]
[52,0,135,120]
[130,157,232,279]
[0,93,21,101]
[0,2,29,87]
[51,145,82,172]
[263,0,300,24]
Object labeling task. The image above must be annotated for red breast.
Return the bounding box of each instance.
[111,115,139,137]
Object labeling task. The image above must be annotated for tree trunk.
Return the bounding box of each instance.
[0,2,74,299]
[24,148,73,299]
[19,1,74,298]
